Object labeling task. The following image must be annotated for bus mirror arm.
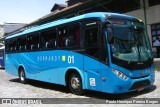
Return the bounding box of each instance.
[102,21,112,26]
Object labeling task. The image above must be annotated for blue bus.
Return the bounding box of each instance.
[5,12,155,95]
[0,46,5,68]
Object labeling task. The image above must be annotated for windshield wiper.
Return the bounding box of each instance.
[128,53,135,64]
[128,30,142,64]
[131,27,142,61]
[141,47,152,62]
[137,42,141,61]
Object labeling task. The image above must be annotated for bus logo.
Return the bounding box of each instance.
[62,56,66,61]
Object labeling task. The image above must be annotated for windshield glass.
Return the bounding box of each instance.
[109,19,153,62]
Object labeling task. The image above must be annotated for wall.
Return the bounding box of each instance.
[0,25,4,38]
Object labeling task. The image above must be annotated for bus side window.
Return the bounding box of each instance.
[6,40,11,53]
[27,36,31,51]
[48,30,57,49]
[27,33,40,51]
[32,34,40,50]
[68,24,80,48]
[17,36,26,52]
[41,29,57,50]
[9,39,17,52]
[58,27,68,48]
[84,27,99,59]
[41,31,48,49]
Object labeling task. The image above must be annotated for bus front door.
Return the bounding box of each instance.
[83,26,102,91]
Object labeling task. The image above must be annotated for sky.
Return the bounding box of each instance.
[0,0,66,24]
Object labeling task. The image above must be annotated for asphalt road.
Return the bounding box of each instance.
[0,69,160,106]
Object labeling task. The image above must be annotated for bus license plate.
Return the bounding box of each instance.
[138,87,144,91]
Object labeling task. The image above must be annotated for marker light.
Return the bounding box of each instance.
[112,69,128,80]
[151,69,155,73]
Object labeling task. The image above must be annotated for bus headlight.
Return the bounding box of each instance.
[112,69,128,80]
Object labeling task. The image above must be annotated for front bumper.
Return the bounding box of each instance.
[102,72,155,94]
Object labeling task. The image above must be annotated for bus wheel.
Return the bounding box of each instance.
[68,73,84,95]
[19,68,27,84]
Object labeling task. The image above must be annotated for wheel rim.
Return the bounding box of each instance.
[20,71,25,81]
[71,76,80,89]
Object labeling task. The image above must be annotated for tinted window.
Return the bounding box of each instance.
[41,29,57,49]
[17,36,27,52]
[9,38,17,52]
[67,24,80,48]
[84,27,99,59]
[27,33,40,51]
[57,27,68,48]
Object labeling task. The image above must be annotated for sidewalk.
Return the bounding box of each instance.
[154,58,160,68]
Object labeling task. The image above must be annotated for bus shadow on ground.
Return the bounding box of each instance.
[9,78,157,100]
[0,68,5,70]
[9,78,70,94]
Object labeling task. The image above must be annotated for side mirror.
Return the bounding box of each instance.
[104,21,114,44]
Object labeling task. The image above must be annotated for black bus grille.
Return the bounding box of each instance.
[129,80,151,90]
[130,75,150,79]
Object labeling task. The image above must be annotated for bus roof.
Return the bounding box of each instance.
[6,12,136,39]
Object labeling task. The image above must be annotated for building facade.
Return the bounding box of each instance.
[3,23,26,37]
[0,23,27,44]
[125,0,160,56]
[0,25,4,44]
[0,25,4,37]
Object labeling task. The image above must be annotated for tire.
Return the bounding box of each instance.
[68,73,84,95]
[19,68,27,84]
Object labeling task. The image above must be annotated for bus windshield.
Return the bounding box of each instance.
[109,19,153,63]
